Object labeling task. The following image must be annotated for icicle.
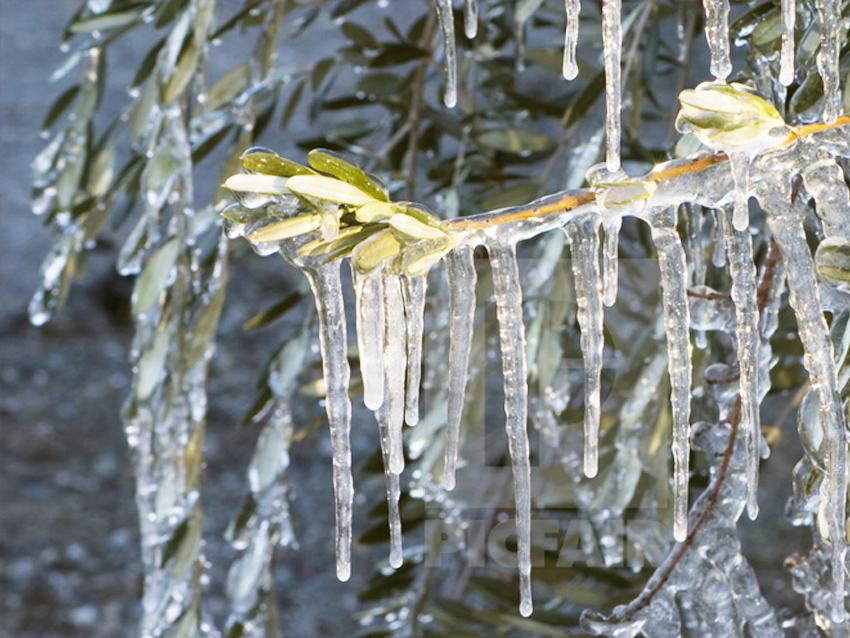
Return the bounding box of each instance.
[435,0,458,108]
[382,272,407,475]
[377,393,404,569]
[648,207,692,543]
[443,246,477,490]
[355,270,385,411]
[601,217,620,307]
[815,0,841,123]
[566,216,604,479]
[779,0,796,86]
[304,263,354,582]
[464,0,478,39]
[765,205,847,623]
[487,241,533,618]
[562,0,580,80]
[602,0,622,172]
[728,151,753,231]
[723,207,760,519]
[803,158,850,241]
[702,0,732,80]
[712,207,727,268]
[402,275,427,426]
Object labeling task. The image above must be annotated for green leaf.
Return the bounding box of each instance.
[242,291,306,330]
[186,288,226,368]
[311,58,336,92]
[370,44,428,68]
[134,239,179,315]
[341,22,379,50]
[69,3,149,33]
[298,225,383,261]
[42,85,80,133]
[280,80,305,131]
[308,150,388,201]
[241,151,315,178]
[247,214,323,242]
[816,237,850,283]
[286,174,377,206]
[207,63,250,112]
[477,128,554,156]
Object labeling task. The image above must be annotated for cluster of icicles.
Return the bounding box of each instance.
[224,0,849,622]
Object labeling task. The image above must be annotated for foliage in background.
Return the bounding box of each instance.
[31,0,850,637]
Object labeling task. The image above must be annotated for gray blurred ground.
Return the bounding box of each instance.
[0,2,815,637]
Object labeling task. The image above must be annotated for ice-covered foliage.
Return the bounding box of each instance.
[31,0,850,636]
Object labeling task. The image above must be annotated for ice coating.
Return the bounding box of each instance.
[562,0,581,80]
[435,0,458,108]
[764,201,847,623]
[728,151,753,232]
[304,263,354,582]
[803,158,850,240]
[702,0,732,80]
[443,246,477,490]
[566,215,604,479]
[464,0,478,39]
[402,275,427,426]
[779,0,796,86]
[486,241,533,618]
[648,207,692,543]
[383,272,407,475]
[723,206,761,519]
[377,382,404,569]
[356,270,386,411]
[601,216,621,306]
[815,0,841,123]
[602,0,622,171]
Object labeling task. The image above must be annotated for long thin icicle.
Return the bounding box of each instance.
[562,0,581,80]
[779,0,796,86]
[383,272,407,475]
[601,217,620,307]
[648,207,692,543]
[377,383,404,569]
[356,270,385,411]
[464,0,478,39]
[723,206,761,520]
[444,246,477,490]
[402,275,427,426]
[602,0,622,171]
[815,0,841,123]
[567,216,604,479]
[487,241,533,618]
[435,0,458,108]
[766,205,847,623]
[702,0,732,80]
[304,263,353,582]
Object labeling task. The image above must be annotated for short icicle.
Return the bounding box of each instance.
[562,0,581,80]
[602,0,623,171]
[464,0,478,39]
[723,206,761,519]
[648,207,692,543]
[766,203,847,623]
[443,246,478,490]
[601,217,621,307]
[382,272,407,475]
[702,0,732,80]
[728,152,753,232]
[377,391,404,569]
[435,0,458,108]
[779,0,796,86]
[487,241,533,618]
[402,275,427,426]
[815,0,841,122]
[355,270,385,411]
[304,263,354,582]
[566,216,604,479]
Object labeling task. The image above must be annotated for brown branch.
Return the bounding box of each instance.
[443,116,850,232]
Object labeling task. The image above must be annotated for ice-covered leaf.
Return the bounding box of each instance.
[816,237,850,283]
[286,174,377,206]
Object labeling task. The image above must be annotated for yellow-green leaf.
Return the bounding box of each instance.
[286,174,376,206]
[224,173,289,195]
[308,149,388,202]
[356,201,399,223]
[241,151,316,178]
[352,229,402,272]
[389,213,448,240]
[247,214,323,242]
